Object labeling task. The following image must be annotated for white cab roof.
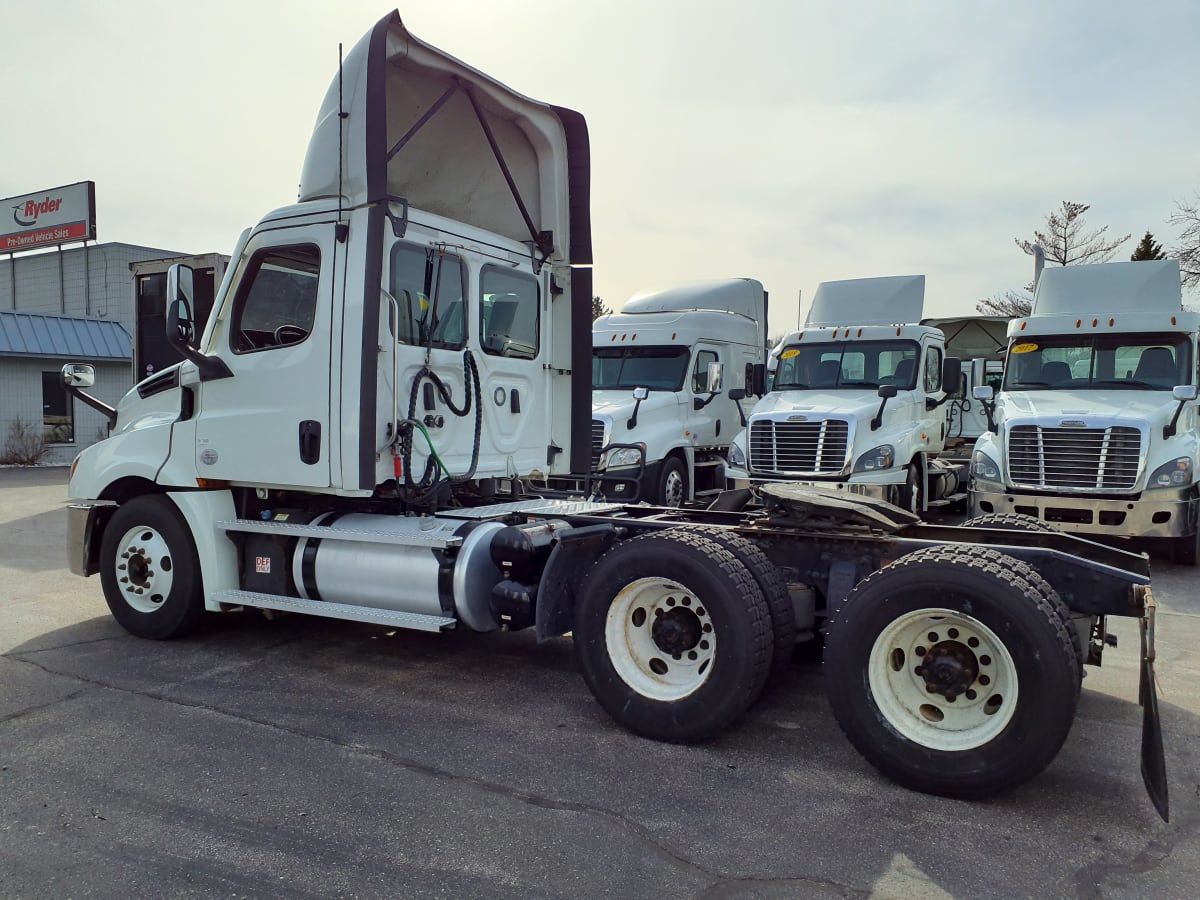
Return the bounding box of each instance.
[1032,260,1182,316]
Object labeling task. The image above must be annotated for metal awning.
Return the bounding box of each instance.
[0,310,132,360]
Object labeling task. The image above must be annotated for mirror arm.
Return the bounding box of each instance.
[627,397,643,430]
[64,383,117,429]
[733,397,747,427]
[982,399,997,434]
[870,397,889,431]
[1164,400,1187,440]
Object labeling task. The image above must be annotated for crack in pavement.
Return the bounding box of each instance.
[695,873,870,898]
[2,634,125,656]
[1073,798,1200,899]
[5,654,725,883]
[0,688,89,726]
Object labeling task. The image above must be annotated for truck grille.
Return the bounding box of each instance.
[1007,425,1142,491]
[749,418,849,475]
[591,419,606,469]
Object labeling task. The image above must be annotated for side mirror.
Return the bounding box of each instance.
[706,361,724,393]
[61,363,95,388]
[970,357,986,388]
[941,356,962,394]
[1172,385,1198,402]
[877,384,898,399]
[728,388,747,401]
[973,385,994,402]
[751,363,767,396]
[166,263,196,348]
[628,386,649,429]
[632,386,649,401]
[871,384,898,431]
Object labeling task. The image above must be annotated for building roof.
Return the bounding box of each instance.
[0,310,132,360]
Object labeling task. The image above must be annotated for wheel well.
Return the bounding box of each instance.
[87,478,165,575]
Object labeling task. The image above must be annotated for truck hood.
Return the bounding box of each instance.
[752,389,882,421]
[999,390,1180,425]
[593,390,680,424]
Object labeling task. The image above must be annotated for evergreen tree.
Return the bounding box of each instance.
[591,296,611,321]
[1130,230,1166,261]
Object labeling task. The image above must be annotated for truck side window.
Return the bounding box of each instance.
[389,244,467,349]
[692,350,718,393]
[230,245,320,353]
[481,267,539,359]
[924,347,943,392]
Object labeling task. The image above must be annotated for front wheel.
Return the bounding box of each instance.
[654,456,688,507]
[574,529,772,742]
[825,546,1079,800]
[99,495,205,639]
[897,462,923,515]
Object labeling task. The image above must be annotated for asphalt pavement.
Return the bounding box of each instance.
[1,466,1198,898]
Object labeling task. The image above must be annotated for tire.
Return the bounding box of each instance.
[99,495,205,640]
[897,462,923,515]
[574,529,772,742]
[673,526,798,688]
[962,514,1085,676]
[654,456,688,507]
[825,545,1079,800]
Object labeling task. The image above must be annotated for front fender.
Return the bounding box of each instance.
[69,415,175,501]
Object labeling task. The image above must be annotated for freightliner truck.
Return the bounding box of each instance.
[588,278,767,505]
[59,10,1167,818]
[726,276,967,514]
[970,254,1200,565]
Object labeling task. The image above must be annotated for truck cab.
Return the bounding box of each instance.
[970,259,1200,562]
[726,275,961,513]
[589,279,766,505]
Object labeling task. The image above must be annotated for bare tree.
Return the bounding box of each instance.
[1169,193,1200,290]
[976,289,1032,317]
[1015,201,1130,266]
[978,201,1130,316]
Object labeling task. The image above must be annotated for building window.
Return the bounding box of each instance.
[42,371,74,444]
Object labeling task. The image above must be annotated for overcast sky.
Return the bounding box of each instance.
[3,0,1197,337]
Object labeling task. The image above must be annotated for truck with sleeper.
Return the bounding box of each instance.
[60,10,1167,819]
[588,278,767,505]
[970,254,1200,565]
[725,276,967,514]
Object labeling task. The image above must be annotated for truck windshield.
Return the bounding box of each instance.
[592,346,690,391]
[1003,332,1192,391]
[773,340,920,390]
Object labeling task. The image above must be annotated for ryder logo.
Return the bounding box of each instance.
[13,196,64,228]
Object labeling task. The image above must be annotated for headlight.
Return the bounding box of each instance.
[852,444,894,473]
[727,441,746,469]
[1148,457,1193,488]
[971,450,1002,482]
[605,446,644,469]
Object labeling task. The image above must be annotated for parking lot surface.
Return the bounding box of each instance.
[2,466,1198,898]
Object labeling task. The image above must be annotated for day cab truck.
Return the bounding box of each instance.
[588,279,767,505]
[726,275,966,514]
[970,256,1200,564]
[59,9,1167,818]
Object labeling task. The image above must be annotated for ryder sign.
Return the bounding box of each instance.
[1,181,96,251]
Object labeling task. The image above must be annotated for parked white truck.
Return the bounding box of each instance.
[589,279,766,505]
[726,275,965,513]
[57,10,1167,818]
[970,256,1200,564]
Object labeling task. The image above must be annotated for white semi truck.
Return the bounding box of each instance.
[59,10,1167,817]
[589,279,766,505]
[970,255,1200,564]
[726,275,966,514]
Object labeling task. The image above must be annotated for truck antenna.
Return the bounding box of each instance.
[796,289,803,330]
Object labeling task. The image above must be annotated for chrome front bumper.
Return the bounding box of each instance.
[728,477,892,502]
[970,488,1197,538]
[66,502,108,576]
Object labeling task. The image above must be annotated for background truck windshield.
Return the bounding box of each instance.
[593,346,690,391]
[1003,333,1192,391]
[774,341,920,389]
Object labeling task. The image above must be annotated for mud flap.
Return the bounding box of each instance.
[1138,594,1169,822]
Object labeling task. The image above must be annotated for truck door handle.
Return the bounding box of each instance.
[299,420,322,465]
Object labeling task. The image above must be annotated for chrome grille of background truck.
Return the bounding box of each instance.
[749,419,849,475]
[1007,424,1142,491]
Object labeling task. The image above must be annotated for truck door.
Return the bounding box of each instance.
[689,346,722,445]
[194,224,336,487]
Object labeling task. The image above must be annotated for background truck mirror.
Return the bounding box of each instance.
[972,385,994,402]
[941,356,962,394]
[751,363,767,396]
[166,263,197,348]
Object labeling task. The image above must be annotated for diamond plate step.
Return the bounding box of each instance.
[213,590,457,632]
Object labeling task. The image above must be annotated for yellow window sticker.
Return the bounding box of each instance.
[780,348,800,359]
[1011,342,1038,354]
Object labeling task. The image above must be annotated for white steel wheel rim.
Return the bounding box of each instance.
[605,577,715,701]
[662,468,685,507]
[113,524,176,614]
[868,607,1018,751]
